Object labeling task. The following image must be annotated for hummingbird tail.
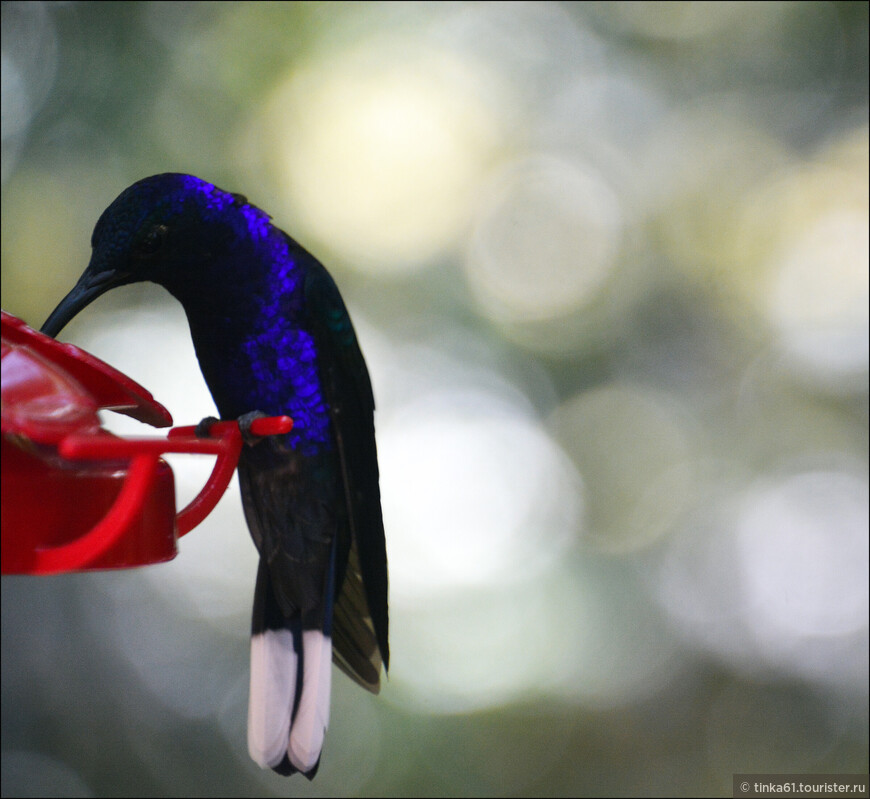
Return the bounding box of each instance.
[247,560,332,779]
[288,629,332,773]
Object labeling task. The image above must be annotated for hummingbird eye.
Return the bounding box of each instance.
[135,224,168,256]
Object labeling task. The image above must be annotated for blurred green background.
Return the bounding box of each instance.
[2,2,868,796]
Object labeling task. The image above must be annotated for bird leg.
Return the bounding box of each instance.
[237,410,269,447]
[195,416,221,438]
[195,411,268,447]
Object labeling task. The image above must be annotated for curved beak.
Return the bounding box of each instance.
[40,269,121,338]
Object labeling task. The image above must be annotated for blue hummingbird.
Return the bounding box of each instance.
[41,173,389,778]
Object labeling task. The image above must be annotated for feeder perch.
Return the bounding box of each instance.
[1,311,291,575]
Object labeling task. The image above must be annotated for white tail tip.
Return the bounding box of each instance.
[247,629,297,768]
[288,630,332,773]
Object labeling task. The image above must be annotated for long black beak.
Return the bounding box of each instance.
[40,269,120,338]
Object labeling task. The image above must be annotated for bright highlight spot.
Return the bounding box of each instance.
[380,389,581,602]
[737,470,869,639]
[655,465,869,692]
[738,127,870,386]
[265,41,502,273]
[768,206,869,379]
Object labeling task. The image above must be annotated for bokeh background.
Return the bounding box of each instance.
[2,2,868,796]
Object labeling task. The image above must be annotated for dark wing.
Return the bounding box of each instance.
[302,251,389,692]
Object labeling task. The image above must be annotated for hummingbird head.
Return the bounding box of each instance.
[40,173,269,337]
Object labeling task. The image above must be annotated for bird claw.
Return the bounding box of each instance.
[238,410,269,447]
[195,416,221,438]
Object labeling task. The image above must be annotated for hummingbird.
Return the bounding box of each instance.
[40,173,389,778]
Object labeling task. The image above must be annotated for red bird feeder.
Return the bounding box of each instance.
[1,311,291,575]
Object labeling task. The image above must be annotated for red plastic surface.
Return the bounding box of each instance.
[2,438,177,574]
[1,311,172,433]
[1,312,292,575]
[2,311,178,572]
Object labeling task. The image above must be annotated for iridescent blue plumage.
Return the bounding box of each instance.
[89,175,332,457]
[40,173,389,779]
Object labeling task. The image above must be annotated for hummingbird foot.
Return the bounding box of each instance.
[238,410,269,447]
[195,416,221,438]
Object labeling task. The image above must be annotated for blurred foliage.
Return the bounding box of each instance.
[2,2,868,797]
